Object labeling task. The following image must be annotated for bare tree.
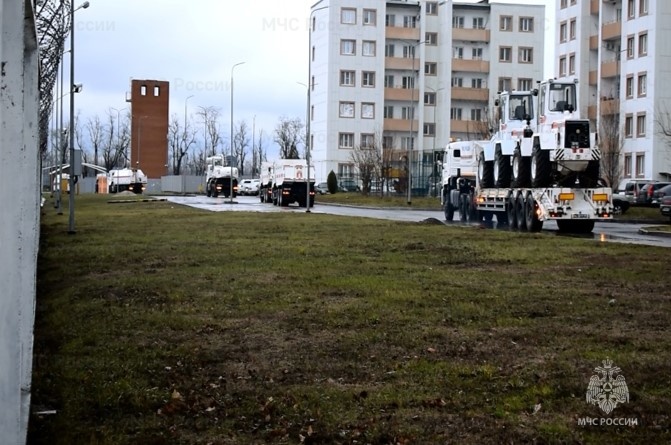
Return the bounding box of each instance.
[350,131,384,195]
[86,115,109,169]
[234,120,250,175]
[655,104,671,172]
[168,113,198,175]
[274,116,303,159]
[197,106,223,157]
[599,114,624,188]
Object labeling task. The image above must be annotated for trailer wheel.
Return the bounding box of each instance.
[494,144,511,188]
[507,194,518,229]
[512,146,530,188]
[478,155,494,188]
[516,194,527,231]
[531,141,552,187]
[524,193,544,232]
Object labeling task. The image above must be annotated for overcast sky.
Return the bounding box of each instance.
[70,0,554,157]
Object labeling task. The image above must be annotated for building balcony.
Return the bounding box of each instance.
[589,70,598,86]
[450,119,488,135]
[601,98,620,115]
[385,57,417,71]
[591,0,599,15]
[384,118,419,132]
[452,58,490,73]
[452,28,490,43]
[385,26,420,41]
[384,87,419,101]
[589,35,599,50]
[588,105,597,120]
[600,60,620,78]
[451,86,490,102]
[602,21,621,41]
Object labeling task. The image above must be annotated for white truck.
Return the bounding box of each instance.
[261,159,315,207]
[441,77,613,233]
[205,155,239,198]
[107,168,147,194]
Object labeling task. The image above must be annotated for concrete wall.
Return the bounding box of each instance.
[161,175,205,194]
[0,0,40,443]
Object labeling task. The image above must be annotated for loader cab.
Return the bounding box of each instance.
[495,91,536,133]
[540,80,577,121]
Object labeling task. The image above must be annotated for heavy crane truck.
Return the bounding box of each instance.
[205,155,239,198]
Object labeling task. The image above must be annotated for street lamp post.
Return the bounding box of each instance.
[407,38,428,206]
[229,61,245,204]
[67,0,90,234]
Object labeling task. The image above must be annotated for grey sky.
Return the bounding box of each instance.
[70,0,554,157]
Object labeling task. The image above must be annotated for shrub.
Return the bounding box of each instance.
[327,170,338,194]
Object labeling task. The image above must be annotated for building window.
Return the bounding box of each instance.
[384,106,394,118]
[339,102,355,118]
[361,103,375,119]
[153,85,160,96]
[385,44,395,57]
[340,70,355,86]
[473,17,485,29]
[425,62,437,75]
[560,22,567,42]
[519,47,533,63]
[382,135,393,149]
[423,123,435,136]
[450,108,463,120]
[401,106,415,120]
[499,46,512,62]
[403,15,417,28]
[339,133,354,148]
[453,47,464,59]
[426,2,438,15]
[361,133,375,147]
[362,71,375,87]
[637,113,646,136]
[498,77,512,92]
[402,76,415,89]
[384,75,394,88]
[639,0,648,15]
[519,17,534,32]
[363,9,376,25]
[570,19,576,40]
[569,54,575,74]
[636,154,645,176]
[500,15,512,31]
[426,32,438,45]
[338,163,354,178]
[638,33,648,56]
[472,78,484,89]
[340,39,356,55]
[452,77,463,87]
[560,0,567,8]
[401,137,415,150]
[559,56,567,76]
[624,154,632,176]
[403,45,416,58]
[470,109,482,121]
[385,14,395,26]
[626,75,634,98]
[627,36,635,58]
[638,73,647,96]
[341,8,356,24]
[424,92,436,105]
[625,115,633,137]
[452,16,464,28]
[518,78,532,91]
[140,85,147,95]
[362,40,376,56]
[472,47,483,60]
[627,0,635,18]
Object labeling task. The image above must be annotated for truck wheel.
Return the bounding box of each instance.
[507,194,518,229]
[512,147,530,188]
[260,190,264,203]
[516,194,527,231]
[478,155,494,188]
[445,201,454,221]
[212,183,219,198]
[206,183,212,197]
[524,193,543,232]
[531,142,552,187]
[494,144,511,188]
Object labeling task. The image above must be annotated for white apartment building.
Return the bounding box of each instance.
[556,0,671,183]
[309,0,544,190]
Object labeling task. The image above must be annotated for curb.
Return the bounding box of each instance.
[638,227,671,238]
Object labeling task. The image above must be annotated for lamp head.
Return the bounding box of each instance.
[81,1,90,9]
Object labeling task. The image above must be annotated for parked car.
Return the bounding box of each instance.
[315,182,329,195]
[238,179,260,196]
[660,195,671,220]
[614,179,652,205]
[637,182,671,206]
[651,183,671,206]
[339,179,360,192]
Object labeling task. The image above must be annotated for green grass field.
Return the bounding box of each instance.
[29,194,671,444]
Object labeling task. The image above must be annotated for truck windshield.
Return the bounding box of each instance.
[549,83,576,112]
[509,95,534,120]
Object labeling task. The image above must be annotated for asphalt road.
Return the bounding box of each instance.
[164,195,671,248]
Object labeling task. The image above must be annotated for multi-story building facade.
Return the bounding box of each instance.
[556,0,671,185]
[309,0,544,192]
